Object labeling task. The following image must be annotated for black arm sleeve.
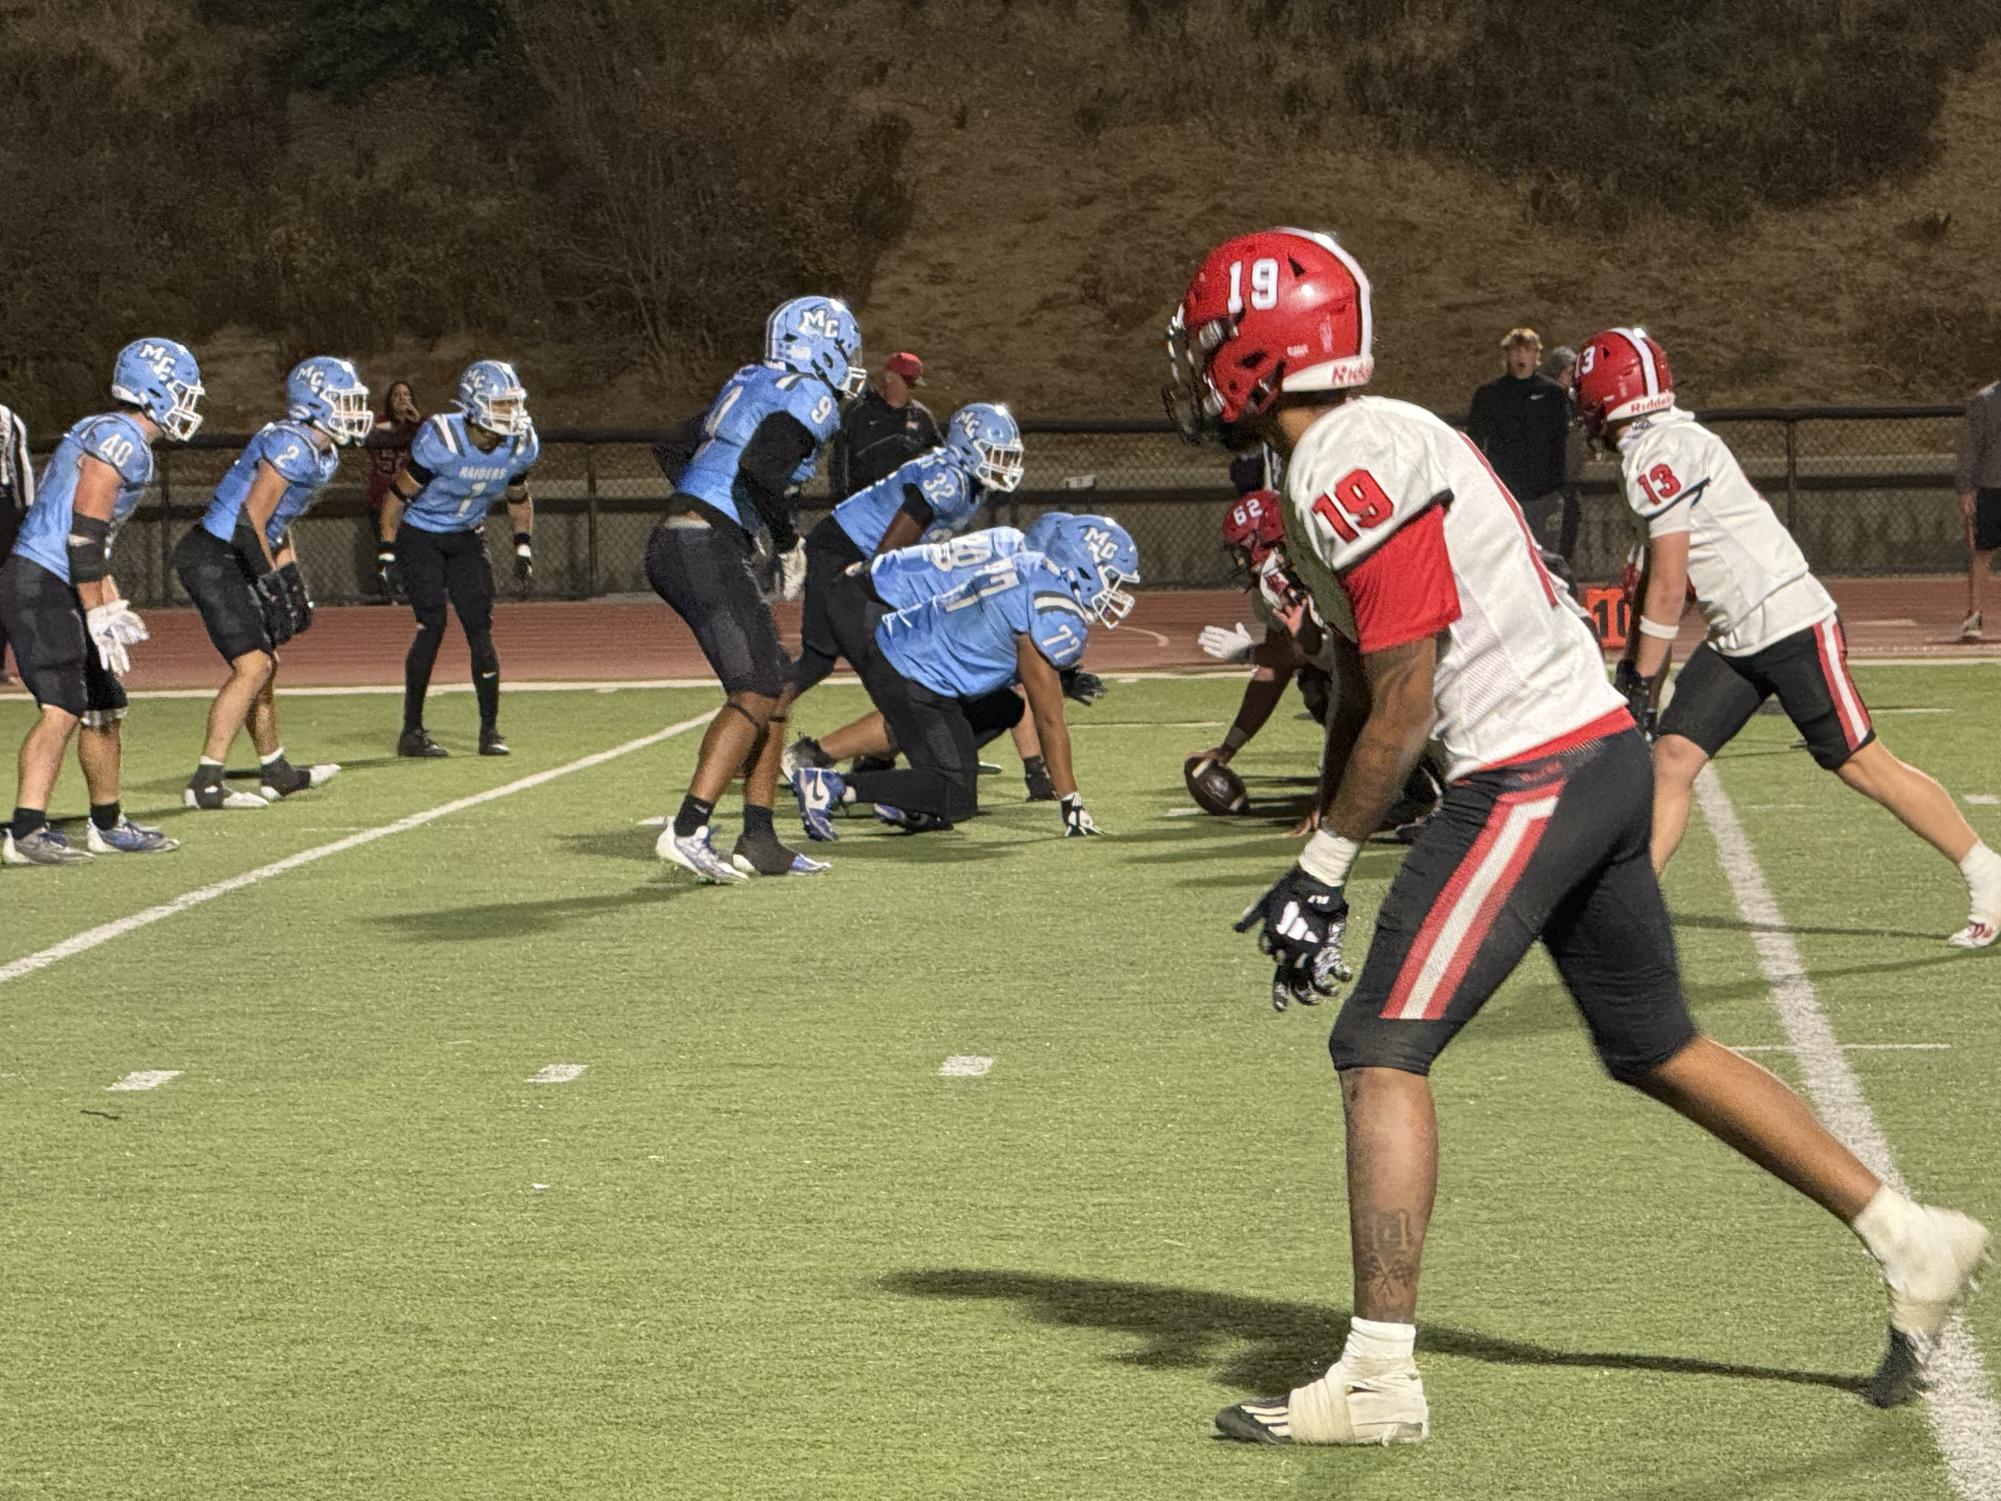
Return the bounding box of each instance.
[67,513,111,584]
[651,412,707,487]
[402,459,437,491]
[739,413,818,543]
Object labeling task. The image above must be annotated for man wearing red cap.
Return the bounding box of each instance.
[829,350,940,501]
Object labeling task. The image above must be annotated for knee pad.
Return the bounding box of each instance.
[468,629,499,678]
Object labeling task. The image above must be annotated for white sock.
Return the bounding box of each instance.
[1342,1316,1416,1364]
[1852,1183,1924,1265]
[1959,841,2001,880]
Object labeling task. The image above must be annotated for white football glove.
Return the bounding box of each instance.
[1198,622,1255,663]
[85,601,147,678]
[778,540,808,602]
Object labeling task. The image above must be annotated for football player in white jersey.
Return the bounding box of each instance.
[1165,229,1988,1448]
[1582,328,2001,949]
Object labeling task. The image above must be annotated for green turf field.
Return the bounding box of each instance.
[1,668,1996,1499]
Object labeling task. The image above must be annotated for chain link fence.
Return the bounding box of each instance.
[50,405,1967,606]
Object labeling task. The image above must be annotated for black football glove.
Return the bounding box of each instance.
[1060,793,1102,837]
[1613,660,1657,738]
[377,545,404,602]
[1061,667,1108,706]
[253,562,310,646]
[1022,754,1056,802]
[513,531,534,585]
[1234,865,1353,1012]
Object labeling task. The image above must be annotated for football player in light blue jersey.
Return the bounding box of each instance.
[647,295,861,882]
[787,513,1116,795]
[0,338,204,864]
[775,402,1025,781]
[377,359,539,759]
[173,356,368,811]
[791,517,1140,841]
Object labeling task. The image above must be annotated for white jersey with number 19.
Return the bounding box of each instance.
[1281,394,1628,781]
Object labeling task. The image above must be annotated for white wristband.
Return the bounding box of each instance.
[1299,829,1363,886]
[1637,616,1680,641]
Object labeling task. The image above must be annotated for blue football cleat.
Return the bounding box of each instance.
[793,767,846,843]
[654,823,748,883]
[86,818,181,855]
[872,804,953,834]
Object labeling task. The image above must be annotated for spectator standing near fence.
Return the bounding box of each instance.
[828,352,938,501]
[1466,327,1570,549]
[0,402,32,682]
[1954,377,2001,641]
[368,382,421,602]
[1540,344,1587,562]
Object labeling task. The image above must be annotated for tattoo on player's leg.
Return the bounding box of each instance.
[1353,1209,1422,1319]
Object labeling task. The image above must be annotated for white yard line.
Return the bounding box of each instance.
[106,1069,180,1091]
[1695,766,2001,1499]
[0,711,714,990]
[1729,1043,1952,1054]
[527,1063,588,1085]
[939,1055,994,1077]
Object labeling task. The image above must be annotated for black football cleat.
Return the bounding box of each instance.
[398,728,449,758]
[479,727,510,757]
[731,829,829,876]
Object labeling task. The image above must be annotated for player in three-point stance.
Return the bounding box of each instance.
[770,402,1037,824]
[1582,327,2001,948]
[648,295,862,883]
[377,360,539,760]
[791,517,1136,839]
[174,357,368,810]
[1163,229,1987,1446]
[0,339,203,864]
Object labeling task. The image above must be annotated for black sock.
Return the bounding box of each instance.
[801,736,829,769]
[742,804,775,839]
[12,806,45,839]
[475,674,501,731]
[673,795,715,839]
[191,758,224,788]
[90,801,121,832]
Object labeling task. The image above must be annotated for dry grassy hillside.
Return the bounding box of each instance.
[94,4,2001,430]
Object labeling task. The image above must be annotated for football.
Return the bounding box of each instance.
[1183,754,1249,816]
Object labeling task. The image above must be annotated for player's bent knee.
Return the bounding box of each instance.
[1328,1006,1441,1077]
[1652,733,1708,782]
[724,691,778,732]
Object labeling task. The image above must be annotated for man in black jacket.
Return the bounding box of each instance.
[829,352,939,500]
[1465,327,1570,550]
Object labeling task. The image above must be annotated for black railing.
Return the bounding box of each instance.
[42,404,1972,606]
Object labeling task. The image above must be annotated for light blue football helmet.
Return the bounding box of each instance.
[456,359,531,437]
[1021,510,1072,555]
[110,337,205,441]
[287,356,372,445]
[1047,514,1141,627]
[944,402,1024,492]
[765,296,865,398]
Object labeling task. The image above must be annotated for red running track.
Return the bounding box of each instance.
[1,578,1986,695]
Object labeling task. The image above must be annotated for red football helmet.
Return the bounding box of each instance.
[1221,487,1286,580]
[1164,228,1374,444]
[1575,327,1676,435]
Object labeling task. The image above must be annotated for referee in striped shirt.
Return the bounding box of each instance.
[0,403,32,683]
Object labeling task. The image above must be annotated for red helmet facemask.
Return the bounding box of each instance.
[1164,227,1374,446]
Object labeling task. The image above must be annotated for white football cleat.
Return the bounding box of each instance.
[1959,612,1983,643]
[259,762,340,801]
[1214,1355,1429,1445]
[1867,1205,1991,1406]
[1949,846,2001,948]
